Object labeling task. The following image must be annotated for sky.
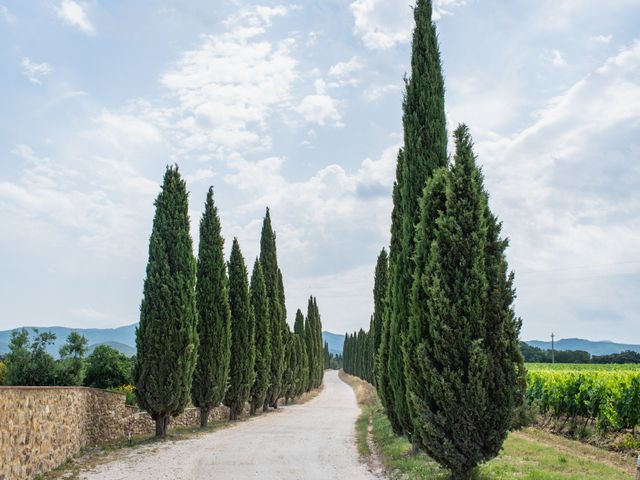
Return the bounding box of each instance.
[0,0,639,342]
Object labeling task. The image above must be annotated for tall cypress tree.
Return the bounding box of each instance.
[224,239,255,421]
[407,125,524,478]
[260,209,285,409]
[372,248,388,386]
[378,150,403,433]
[192,187,232,428]
[135,166,198,438]
[294,309,309,393]
[387,0,448,439]
[283,330,297,404]
[249,258,271,416]
[304,298,315,388]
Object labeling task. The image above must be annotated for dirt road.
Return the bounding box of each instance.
[79,370,378,480]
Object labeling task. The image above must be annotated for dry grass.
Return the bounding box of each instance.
[339,370,377,408]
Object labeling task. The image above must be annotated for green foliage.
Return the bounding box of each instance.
[85,344,132,389]
[527,364,640,430]
[521,342,592,363]
[134,165,199,437]
[293,309,309,394]
[192,187,232,427]
[259,208,285,408]
[377,149,403,434]
[282,330,299,403]
[305,296,324,389]
[406,125,524,478]
[5,329,57,386]
[0,360,6,385]
[57,332,89,386]
[223,239,256,420]
[249,258,271,415]
[371,248,388,386]
[385,0,449,440]
[108,384,137,406]
[592,350,640,364]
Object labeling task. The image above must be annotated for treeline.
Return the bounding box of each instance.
[134,169,324,436]
[342,330,373,383]
[344,1,524,478]
[1,330,132,389]
[521,342,640,364]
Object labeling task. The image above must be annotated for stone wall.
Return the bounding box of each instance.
[0,387,241,480]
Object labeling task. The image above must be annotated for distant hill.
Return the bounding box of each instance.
[322,331,344,356]
[8,324,632,359]
[88,341,136,357]
[525,338,640,356]
[0,324,137,358]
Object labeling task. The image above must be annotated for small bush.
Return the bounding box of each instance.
[109,384,137,406]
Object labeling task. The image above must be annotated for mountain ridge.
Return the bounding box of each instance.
[2,323,637,358]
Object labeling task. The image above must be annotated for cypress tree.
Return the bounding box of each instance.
[224,239,255,421]
[135,166,198,438]
[372,248,388,386]
[304,298,315,388]
[294,309,309,393]
[378,150,404,433]
[283,330,297,404]
[323,342,330,370]
[192,187,232,428]
[387,0,448,439]
[249,258,271,416]
[260,209,285,409]
[407,125,524,478]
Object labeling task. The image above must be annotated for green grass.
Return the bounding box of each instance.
[356,408,372,456]
[361,404,634,479]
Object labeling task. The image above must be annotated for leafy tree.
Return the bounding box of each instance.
[0,360,6,385]
[406,125,524,478]
[5,329,57,386]
[249,258,271,415]
[84,344,132,389]
[134,165,199,437]
[592,350,640,364]
[224,239,256,420]
[192,187,232,428]
[293,308,309,394]
[57,332,89,386]
[259,208,285,409]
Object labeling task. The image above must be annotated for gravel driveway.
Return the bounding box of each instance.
[79,370,378,480]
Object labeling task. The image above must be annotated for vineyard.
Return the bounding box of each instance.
[526,364,640,431]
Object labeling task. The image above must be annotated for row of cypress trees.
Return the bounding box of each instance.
[133,167,324,436]
[342,330,373,384]
[347,1,526,478]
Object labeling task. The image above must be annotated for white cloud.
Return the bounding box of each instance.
[57,0,95,35]
[363,83,401,102]
[350,0,465,49]
[550,49,567,67]
[0,4,15,23]
[329,56,364,77]
[591,34,613,44]
[159,9,297,156]
[20,57,52,85]
[468,40,640,340]
[295,94,342,126]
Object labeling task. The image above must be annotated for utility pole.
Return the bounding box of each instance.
[551,332,555,364]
